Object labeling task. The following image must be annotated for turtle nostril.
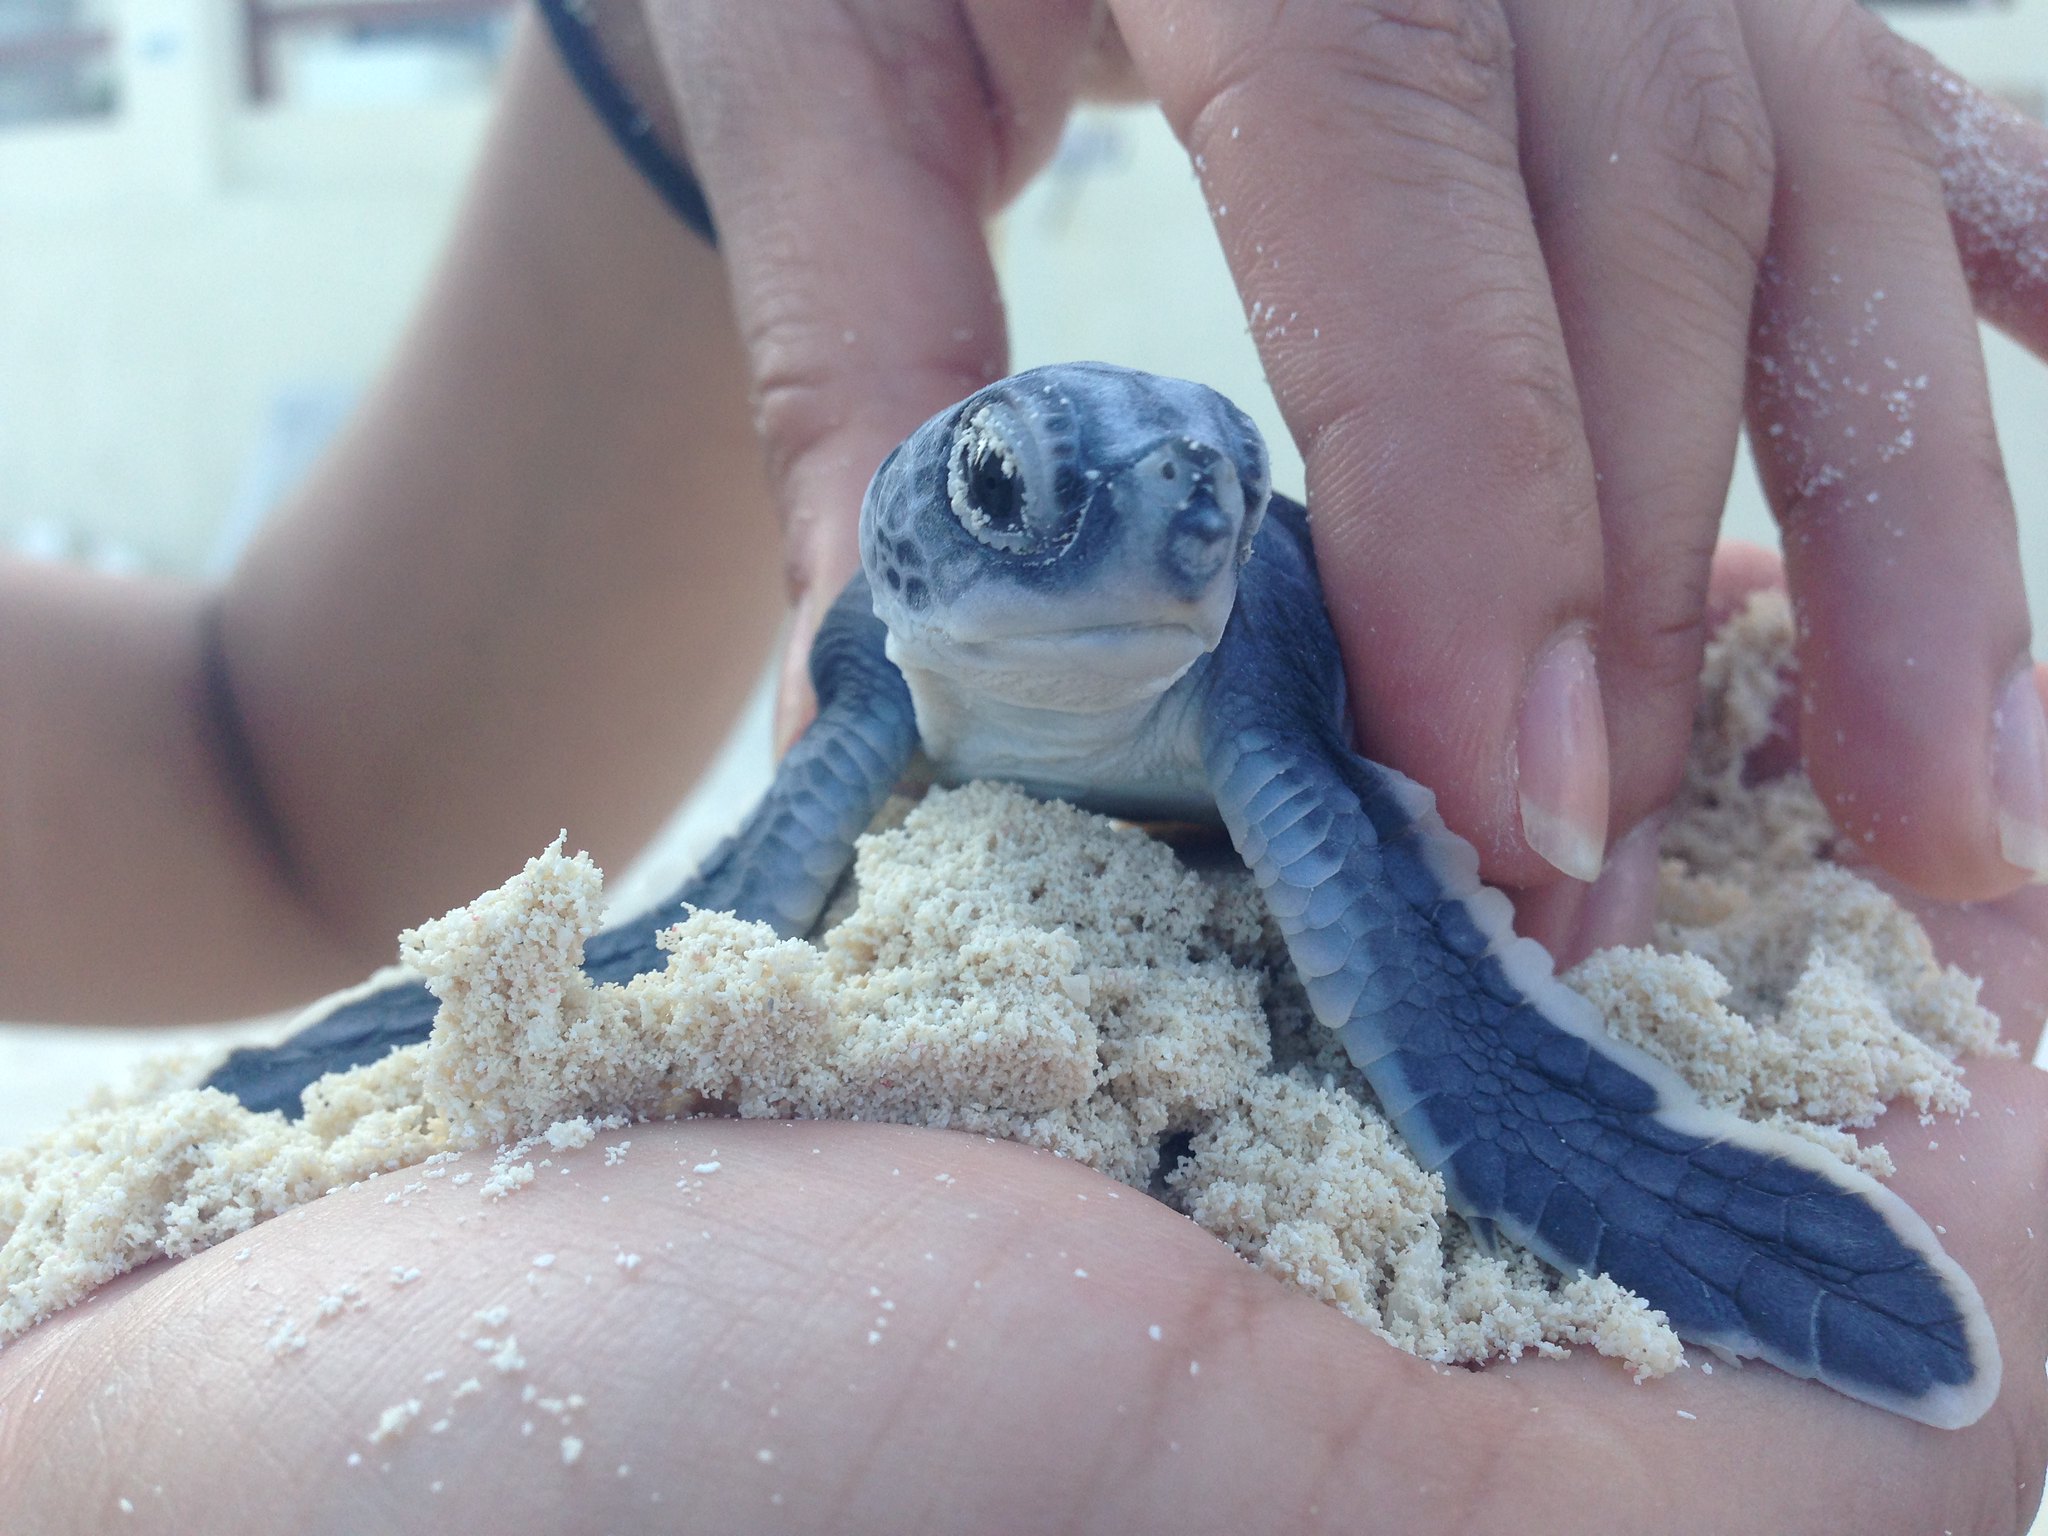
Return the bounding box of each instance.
[1163,498,1239,598]
[1176,502,1232,546]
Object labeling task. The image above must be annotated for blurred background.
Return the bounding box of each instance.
[0,0,2043,583]
[3,2,2047,1145]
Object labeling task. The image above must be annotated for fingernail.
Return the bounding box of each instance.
[1569,811,1666,957]
[1991,663,2048,880]
[1517,629,1610,883]
[771,593,825,755]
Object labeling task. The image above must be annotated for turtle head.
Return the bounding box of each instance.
[859,363,1270,711]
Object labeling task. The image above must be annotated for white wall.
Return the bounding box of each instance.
[0,0,493,572]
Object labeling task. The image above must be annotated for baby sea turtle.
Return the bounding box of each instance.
[208,363,2000,1428]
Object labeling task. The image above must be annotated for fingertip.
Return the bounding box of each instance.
[1508,880,1585,965]
[1567,810,1666,962]
[1699,557,2043,901]
[1515,806,1664,972]
[1704,541,1786,629]
[772,667,814,757]
[1801,651,2034,904]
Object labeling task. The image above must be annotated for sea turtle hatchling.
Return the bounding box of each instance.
[208,362,2000,1429]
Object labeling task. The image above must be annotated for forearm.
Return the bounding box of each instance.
[2,19,783,1020]
[218,13,781,955]
[0,563,357,1016]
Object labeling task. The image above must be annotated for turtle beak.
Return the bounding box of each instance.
[1135,437,1247,604]
[1166,493,1237,596]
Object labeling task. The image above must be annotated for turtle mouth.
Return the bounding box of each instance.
[940,620,1219,692]
[887,614,1219,712]
[960,618,1204,645]
[949,618,1215,663]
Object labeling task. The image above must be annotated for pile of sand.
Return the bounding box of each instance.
[0,592,2008,1378]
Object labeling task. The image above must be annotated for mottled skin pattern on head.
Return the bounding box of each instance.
[208,365,1999,1430]
[864,363,1271,820]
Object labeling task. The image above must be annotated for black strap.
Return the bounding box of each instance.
[533,0,718,246]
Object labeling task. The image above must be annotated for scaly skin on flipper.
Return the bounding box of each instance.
[672,575,916,938]
[204,971,440,1117]
[1201,498,2001,1430]
[202,577,913,1119]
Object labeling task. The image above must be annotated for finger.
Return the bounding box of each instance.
[1704,537,1786,628]
[1075,5,1146,103]
[1882,666,2048,1059]
[772,588,831,753]
[1106,0,1612,888]
[1899,64,2048,359]
[1537,540,1788,969]
[1507,0,1770,852]
[1739,2,2038,900]
[1695,545,2048,1054]
[644,2,1097,740]
[1556,809,1666,964]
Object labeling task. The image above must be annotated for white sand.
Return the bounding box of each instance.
[0,591,2009,1382]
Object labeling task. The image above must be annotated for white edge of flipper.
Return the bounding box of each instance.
[1343,761,2002,1430]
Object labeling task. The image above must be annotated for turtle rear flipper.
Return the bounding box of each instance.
[1199,515,2000,1429]
[205,576,915,1119]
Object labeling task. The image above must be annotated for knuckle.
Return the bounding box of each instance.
[747,352,845,500]
[1473,334,1598,517]
[1078,7,1144,102]
[781,546,822,606]
[1609,579,1715,704]
[1777,4,1944,188]
[747,317,993,538]
[1327,0,1517,110]
[1297,315,1592,543]
[1183,0,1517,165]
[1846,11,1948,173]
[1620,6,1775,267]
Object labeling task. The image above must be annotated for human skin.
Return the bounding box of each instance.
[0,19,784,1021]
[0,948,2041,1531]
[627,0,2048,932]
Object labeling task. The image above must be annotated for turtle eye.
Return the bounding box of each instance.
[965,441,1024,533]
[947,404,1046,554]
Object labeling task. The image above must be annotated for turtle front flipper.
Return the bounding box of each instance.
[655,574,918,943]
[205,574,916,1119]
[1197,517,1999,1428]
[204,967,441,1116]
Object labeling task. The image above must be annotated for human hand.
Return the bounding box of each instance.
[8,929,2040,1531]
[632,0,2048,922]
